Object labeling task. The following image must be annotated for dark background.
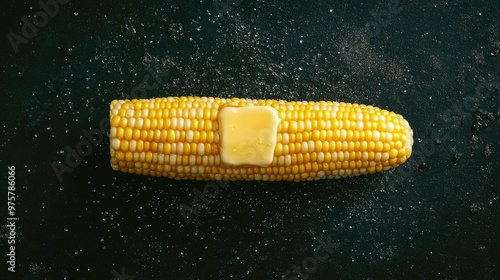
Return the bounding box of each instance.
[1,0,499,279]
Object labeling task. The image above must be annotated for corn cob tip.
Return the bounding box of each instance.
[404,119,413,160]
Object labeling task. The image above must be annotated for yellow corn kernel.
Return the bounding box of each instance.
[109,97,413,181]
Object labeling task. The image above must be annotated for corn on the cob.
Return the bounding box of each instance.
[109,96,413,181]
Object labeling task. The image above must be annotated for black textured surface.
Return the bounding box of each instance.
[1,0,499,279]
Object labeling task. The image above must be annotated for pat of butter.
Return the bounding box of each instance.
[219,106,280,167]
